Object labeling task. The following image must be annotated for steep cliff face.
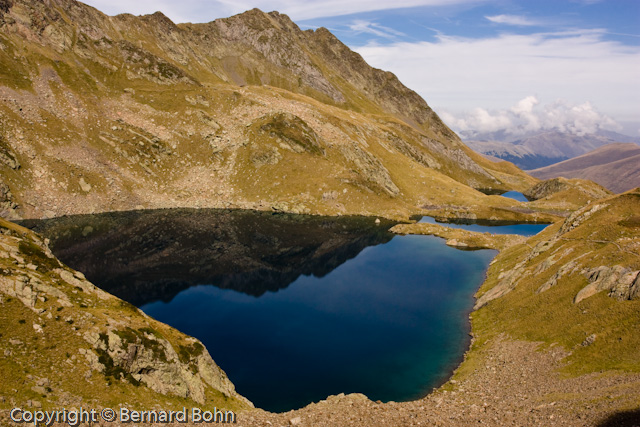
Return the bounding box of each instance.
[0,0,536,221]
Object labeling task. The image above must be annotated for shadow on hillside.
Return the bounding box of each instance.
[596,409,640,427]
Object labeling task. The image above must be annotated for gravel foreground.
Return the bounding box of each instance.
[4,335,638,427]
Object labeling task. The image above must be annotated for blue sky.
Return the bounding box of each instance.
[81,0,640,136]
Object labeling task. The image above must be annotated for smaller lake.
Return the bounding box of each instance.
[418,216,549,236]
[499,191,530,202]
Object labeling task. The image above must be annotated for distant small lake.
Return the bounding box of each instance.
[418,216,549,236]
[476,189,531,202]
[499,191,530,202]
[22,209,496,413]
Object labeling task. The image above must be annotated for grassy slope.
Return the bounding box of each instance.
[0,218,250,412]
[463,189,640,382]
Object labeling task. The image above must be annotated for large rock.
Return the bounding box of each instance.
[574,266,640,304]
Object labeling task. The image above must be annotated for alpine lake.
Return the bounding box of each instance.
[21,208,547,412]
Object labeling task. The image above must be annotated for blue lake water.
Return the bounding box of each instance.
[418,216,549,236]
[499,191,530,202]
[21,209,497,413]
[142,235,495,412]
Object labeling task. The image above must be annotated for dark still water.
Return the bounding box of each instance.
[418,216,548,236]
[21,209,496,413]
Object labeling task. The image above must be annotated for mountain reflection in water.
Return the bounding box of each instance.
[21,209,497,412]
[20,209,395,305]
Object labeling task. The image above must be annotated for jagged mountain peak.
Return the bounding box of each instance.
[139,10,179,29]
[0,0,536,221]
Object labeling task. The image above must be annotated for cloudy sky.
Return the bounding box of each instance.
[81,0,640,137]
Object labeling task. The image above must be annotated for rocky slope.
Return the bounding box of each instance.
[0,217,250,412]
[474,189,640,310]
[0,0,538,222]
[529,143,640,193]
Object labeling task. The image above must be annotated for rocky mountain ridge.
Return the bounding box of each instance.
[0,0,537,222]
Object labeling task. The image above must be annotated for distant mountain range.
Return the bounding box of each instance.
[528,142,640,193]
[463,130,640,170]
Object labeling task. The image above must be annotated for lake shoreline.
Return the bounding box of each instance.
[3,205,638,426]
[22,209,498,413]
[391,222,526,250]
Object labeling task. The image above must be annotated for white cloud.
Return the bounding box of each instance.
[440,96,622,136]
[81,0,485,22]
[349,20,407,39]
[485,14,539,26]
[440,108,511,133]
[355,29,640,128]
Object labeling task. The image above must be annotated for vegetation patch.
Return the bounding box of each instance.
[177,341,205,364]
[252,112,325,156]
[95,346,141,387]
[17,241,60,272]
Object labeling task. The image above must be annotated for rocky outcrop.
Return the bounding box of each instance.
[0,218,251,408]
[0,182,19,219]
[558,203,606,235]
[524,177,610,201]
[0,135,20,170]
[249,112,326,156]
[474,260,527,309]
[81,327,239,405]
[474,238,556,309]
[574,266,640,304]
[445,238,468,248]
[536,260,579,294]
[631,272,640,300]
[339,143,400,196]
[117,40,198,86]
